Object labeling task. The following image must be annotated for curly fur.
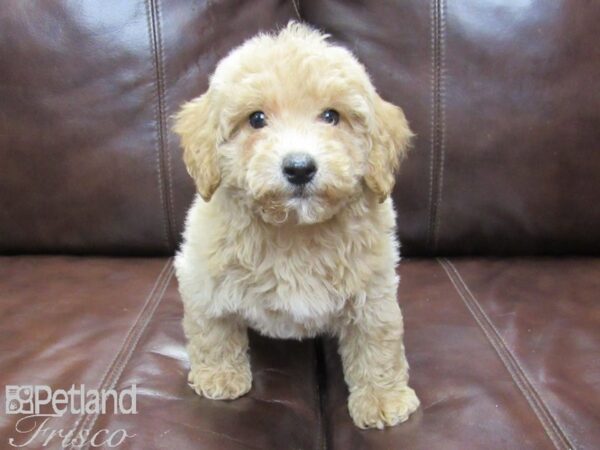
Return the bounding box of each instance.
[174,22,419,429]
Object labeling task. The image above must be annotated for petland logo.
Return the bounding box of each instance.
[5,385,137,448]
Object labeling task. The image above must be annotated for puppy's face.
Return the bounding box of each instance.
[175,23,412,225]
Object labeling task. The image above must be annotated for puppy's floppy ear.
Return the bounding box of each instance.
[173,92,221,202]
[365,96,413,203]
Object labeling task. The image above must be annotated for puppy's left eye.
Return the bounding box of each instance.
[249,111,267,129]
[319,109,340,125]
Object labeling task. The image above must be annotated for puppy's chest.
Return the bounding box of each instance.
[221,241,362,338]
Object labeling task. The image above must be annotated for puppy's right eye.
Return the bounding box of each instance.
[249,111,267,129]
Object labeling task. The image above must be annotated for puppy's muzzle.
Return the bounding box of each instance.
[282,153,317,186]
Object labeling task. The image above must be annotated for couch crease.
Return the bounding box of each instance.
[66,258,174,448]
[438,257,574,450]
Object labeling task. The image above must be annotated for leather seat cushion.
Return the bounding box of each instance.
[1,257,598,449]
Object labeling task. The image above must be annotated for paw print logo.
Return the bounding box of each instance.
[7,399,19,412]
[5,386,34,414]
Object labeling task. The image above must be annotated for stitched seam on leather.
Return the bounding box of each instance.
[427,0,446,252]
[156,0,178,247]
[446,260,575,450]
[66,259,173,448]
[67,260,172,444]
[147,0,175,252]
[432,0,446,250]
[426,0,436,249]
[63,259,170,440]
[292,0,301,20]
[155,0,177,247]
[438,258,574,450]
[79,264,174,449]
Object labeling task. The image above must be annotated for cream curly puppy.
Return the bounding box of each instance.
[173,22,419,429]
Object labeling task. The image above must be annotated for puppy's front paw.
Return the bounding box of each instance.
[188,362,252,400]
[348,385,419,429]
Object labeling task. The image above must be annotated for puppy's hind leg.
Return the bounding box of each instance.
[183,313,252,400]
[339,281,419,429]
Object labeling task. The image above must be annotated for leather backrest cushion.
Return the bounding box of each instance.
[1,0,599,256]
[304,0,600,255]
[0,0,297,255]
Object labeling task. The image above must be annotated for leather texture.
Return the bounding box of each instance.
[0,257,323,450]
[1,0,599,255]
[302,0,600,256]
[0,0,297,255]
[1,257,598,449]
[322,258,600,450]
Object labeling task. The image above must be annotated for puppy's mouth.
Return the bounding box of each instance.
[291,186,311,199]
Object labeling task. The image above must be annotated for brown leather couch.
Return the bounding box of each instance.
[1,1,598,449]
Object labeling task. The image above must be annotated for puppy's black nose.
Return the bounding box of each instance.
[282,153,317,185]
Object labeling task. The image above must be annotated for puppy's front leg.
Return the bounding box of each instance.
[339,289,419,429]
[183,314,252,400]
